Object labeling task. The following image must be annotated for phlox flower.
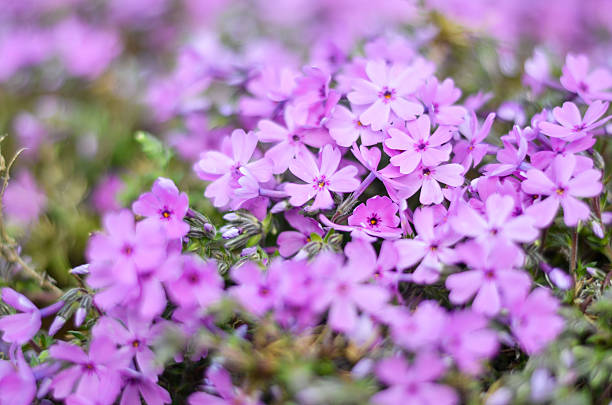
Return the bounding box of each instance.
[522,154,602,226]
[560,54,612,102]
[446,241,531,316]
[347,59,424,130]
[346,196,402,238]
[385,114,454,174]
[277,209,324,257]
[285,145,359,211]
[394,207,461,284]
[229,262,282,316]
[387,301,446,351]
[0,288,40,344]
[0,349,36,405]
[240,64,299,119]
[441,310,499,375]
[117,368,171,405]
[166,254,224,309]
[326,104,385,147]
[49,337,128,400]
[256,105,332,173]
[509,288,563,354]
[483,126,528,176]
[189,366,262,405]
[450,193,539,246]
[391,162,464,205]
[530,135,596,170]
[132,177,190,239]
[418,77,466,126]
[194,129,273,207]
[539,100,611,140]
[453,111,495,170]
[372,353,458,405]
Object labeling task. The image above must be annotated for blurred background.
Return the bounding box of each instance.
[1,0,611,294]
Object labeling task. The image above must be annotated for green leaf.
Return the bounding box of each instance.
[134,131,173,168]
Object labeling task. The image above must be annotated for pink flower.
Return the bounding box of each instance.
[385,115,453,174]
[347,60,424,130]
[483,126,528,176]
[194,129,273,207]
[418,77,466,126]
[326,104,385,147]
[0,349,36,405]
[166,254,224,309]
[394,207,461,284]
[560,54,612,103]
[256,105,332,173]
[522,154,602,227]
[453,112,495,170]
[2,171,46,225]
[0,288,40,345]
[372,353,457,405]
[388,301,446,351]
[446,241,531,316]
[393,163,464,205]
[539,101,611,140]
[450,193,539,246]
[285,145,359,211]
[347,196,401,237]
[189,366,262,405]
[277,209,324,257]
[229,262,281,316]
[92,175,124,214]
[509,288,563,354]
[132,177,190,239]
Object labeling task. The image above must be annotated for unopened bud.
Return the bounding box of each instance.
[48,316,66,336]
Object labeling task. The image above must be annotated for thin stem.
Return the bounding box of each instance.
[351,172,376,201]
[570,226,579,286]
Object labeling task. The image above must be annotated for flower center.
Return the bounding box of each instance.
[314,176,329,190]
[132,340,140,348]
[160,207,172,220]
[368,214,380,227]
[484,269,496,280]
[556,188,565,196]
[188,273,200,284]
[416,142,428,151]
[258,286,270,296]
[122,244,134,256]
[291,133,301,142]
[379,87,396,103]
[423,168,431,176]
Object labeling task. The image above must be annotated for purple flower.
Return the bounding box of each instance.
[230,262,281,316]
[395,206,461,283]
[347,196,401,237]
[446,241,531,316]
[441,310,499,374]
[92,175,124,214]
[418,77,466,126]
[483,126,528,176]
[326,104,385,147]
[118,368,171,405]
[385,115,454,174]
[166,254,224,309]
[2,171,46,225]
[392,163,464,205]
[372,353,458,405]
[49,337,128,399]
[560,54,612,103]
[509,288,563,354]
[522,154,602,227]
[387,301,446,351]
[189,366,262,405]
[132,177,190,239]
[450,193,539,246]
[539,101,610,140]
[277,209,325,257]
[0,349,36,405]
[256,105,332,173]
[285,145,359,211]
[348,60,424,130]
[453,111,495,170]
[194,129,273,207]
[0,288,40,344]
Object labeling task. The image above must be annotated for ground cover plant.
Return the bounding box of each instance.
[1,1,612,404]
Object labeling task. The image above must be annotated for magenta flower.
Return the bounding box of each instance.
[0,288,40,345]
[49,337,128,399]
[418,77,466,126]
[441,310,499,374]
[483,126,528,176]
[522,154,602,226]
[385,115,453,174]
[450,193,539,246]
[92,175,124,214]
[277,209,324,257]
[86,210,167,286]
[372,353,457,405]
[394,163,464,205]
[285,145,359,211]
[118,368,171,405]
[453,111,495,170]
[509,288,564,354]
[230,262,281,316]
[256,105,332,173]
[560,54,612,102]
[0,349,36,405]
[166,254,224,309]
[194,129,273,207]
[388,301,446,351]
[2,171,46,225]
[347,196,401,237]
[539,101,610,140]
[347,60,424,130]
[326,104,384,147]
[446,241,532,316]
[394,207,461,283]
[189,366,262,405]
[132,177,190,239]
